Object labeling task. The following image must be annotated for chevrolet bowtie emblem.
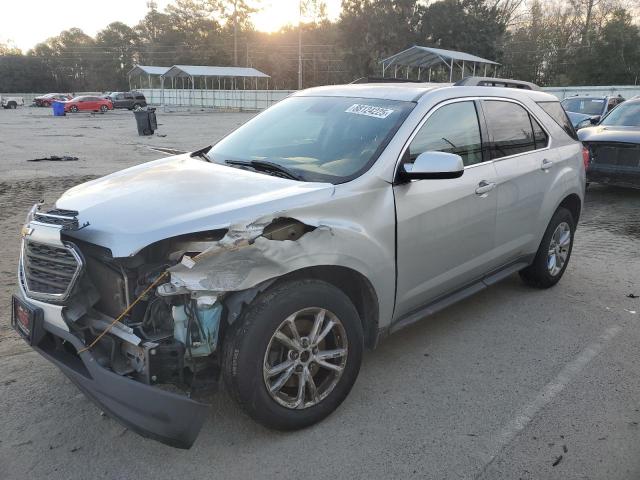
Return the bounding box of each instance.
[21,226,33,238]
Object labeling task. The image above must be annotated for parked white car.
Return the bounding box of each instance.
[1,95,24,109]
[12,77,585,448]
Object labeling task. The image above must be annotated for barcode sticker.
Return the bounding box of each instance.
[345,104,394,119]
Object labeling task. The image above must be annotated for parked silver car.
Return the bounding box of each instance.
[12,78,585,448]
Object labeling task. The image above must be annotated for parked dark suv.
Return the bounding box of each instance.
[107,91,147,110]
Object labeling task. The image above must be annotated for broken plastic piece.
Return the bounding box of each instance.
[27,155,79,162]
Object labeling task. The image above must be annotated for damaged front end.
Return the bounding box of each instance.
[16,205,319,448]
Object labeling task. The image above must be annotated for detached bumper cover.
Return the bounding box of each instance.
[31,318,208,449]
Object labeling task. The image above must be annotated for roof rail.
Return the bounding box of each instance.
[454,77,539,90]
[350,76,426,84]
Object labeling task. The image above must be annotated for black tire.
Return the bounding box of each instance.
[222,279,363,430]
[520,207,575,288]
[100,105,108,113]
[70,105,78,113]
[8,102,17,109]
[132,103,141,110]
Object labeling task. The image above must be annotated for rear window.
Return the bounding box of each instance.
[537,101,578,141]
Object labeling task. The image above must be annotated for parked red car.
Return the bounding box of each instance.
[64,96,113,113]
[33,93,72,107]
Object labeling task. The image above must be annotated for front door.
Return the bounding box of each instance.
[393,100,499,319]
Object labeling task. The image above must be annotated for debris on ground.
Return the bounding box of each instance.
[27,155,79,162]
[627,293,638,299]
[146,146,186,155]
[552,455,563,467]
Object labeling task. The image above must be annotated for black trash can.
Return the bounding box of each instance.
[134,107,157,136]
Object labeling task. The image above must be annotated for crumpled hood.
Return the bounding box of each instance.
[578,125,640,144]
[57,154,334,257]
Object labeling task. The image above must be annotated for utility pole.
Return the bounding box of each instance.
[298,0,303,90]
[233,0,238,66]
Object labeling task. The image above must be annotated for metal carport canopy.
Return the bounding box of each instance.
[163,65,270,78]
[380,45,499,81]
[127,65,170,76]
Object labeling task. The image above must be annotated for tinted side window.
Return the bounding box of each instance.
[483,101,535,159]
[408,101,483,166]
[531,116,548,149]
[537,101,578,140]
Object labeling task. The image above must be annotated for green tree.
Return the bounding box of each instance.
[339,0,421,79]
[418,0,507,64]
[30,28,97,91]
[94,22,140,90]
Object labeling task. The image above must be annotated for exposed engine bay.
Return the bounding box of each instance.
[40,215,315,394]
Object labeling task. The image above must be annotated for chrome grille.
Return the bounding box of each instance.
[32,209,80,230]
[21,240,82,301]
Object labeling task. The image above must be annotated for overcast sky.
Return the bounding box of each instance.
[2,0,342,52]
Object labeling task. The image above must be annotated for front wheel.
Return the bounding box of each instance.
[520,207,575,288]
[70,105,78,113]
[222,279,363,430]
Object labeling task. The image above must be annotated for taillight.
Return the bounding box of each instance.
[582,145,590,171]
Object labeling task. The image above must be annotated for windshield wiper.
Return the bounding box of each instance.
[225,159,303,181]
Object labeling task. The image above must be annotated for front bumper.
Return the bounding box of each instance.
[15,293,208,449]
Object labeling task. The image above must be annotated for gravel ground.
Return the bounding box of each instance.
[0,107,639,479]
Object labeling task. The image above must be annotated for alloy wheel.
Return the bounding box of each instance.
[547,221,571,276]
[263,307,348,410]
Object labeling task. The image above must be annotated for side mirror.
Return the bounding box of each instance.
[401,151,464,180]
[590,116,600,124]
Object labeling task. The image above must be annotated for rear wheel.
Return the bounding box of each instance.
[520,207,575,288]
[222,279,363,430]
[8,102,17,109]
[100,105,108,113]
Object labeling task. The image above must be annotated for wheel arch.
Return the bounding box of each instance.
[557,193,582,223]
[225,265,381,350]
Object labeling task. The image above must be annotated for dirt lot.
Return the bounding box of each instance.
[1,107,639,479]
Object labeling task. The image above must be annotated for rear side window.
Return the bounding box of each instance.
[537,101,578,140]
[408,101,483,166]
[482,100,536,159]
[531,116,548,149]
[135,94,145,100]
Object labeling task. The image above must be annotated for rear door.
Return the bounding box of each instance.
[482,99,553,262]
[124,93,135,108]
[393,100,499,318]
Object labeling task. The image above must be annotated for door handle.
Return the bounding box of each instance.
[541,159,554,170]
[475,180,496,195]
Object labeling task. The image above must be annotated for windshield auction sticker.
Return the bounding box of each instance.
[345,104,394,119]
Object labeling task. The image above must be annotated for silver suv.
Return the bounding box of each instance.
[12,78,585,448]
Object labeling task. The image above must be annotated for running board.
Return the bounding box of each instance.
[390,260,530,334]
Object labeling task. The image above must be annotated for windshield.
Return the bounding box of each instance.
[600,101,640,126]
[207,96,415,183]
[561,97,606,116]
